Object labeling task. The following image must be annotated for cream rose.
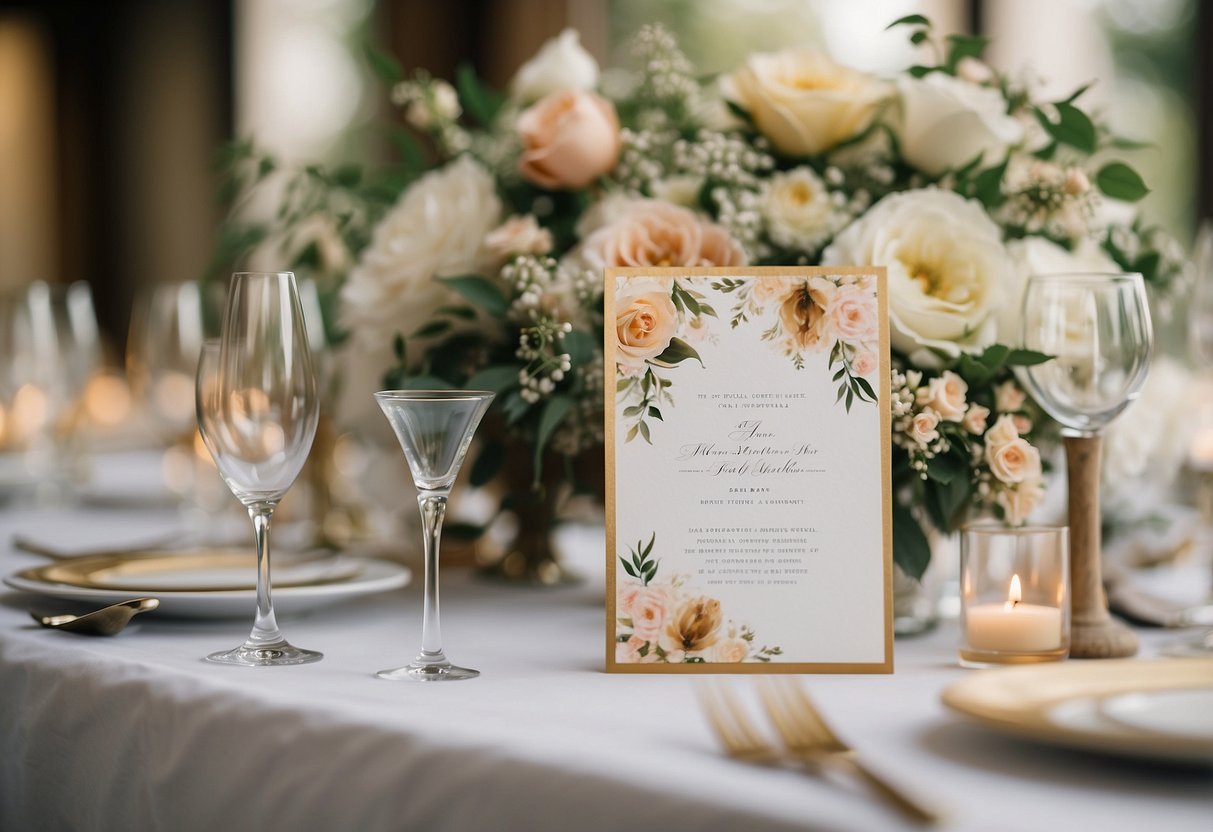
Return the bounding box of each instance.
[1002,236,1120,345]
[615,278,678,370]
[895,73,1024,176]
[510,29,599,103]
[827,282,879,343]
[629,587,672,642]
[340,156,501,368]
[763,167,839,251]
[910,410,941,447]
[994,381,1027,413]
[517,89,621,190]
[987,437,1042,485]
[580,199,745,270]
[485,215,553,260]
[823,189,1010,362]
[713,637,749,663]
[723,50,890,157]
[923,371,968,422]
[985,413,1020,447]
[962,403,990,435]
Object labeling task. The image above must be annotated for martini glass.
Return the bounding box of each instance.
[375,389,493,681]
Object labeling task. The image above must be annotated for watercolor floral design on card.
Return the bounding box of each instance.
[615,533,783,664]
[713,273,879,411]
[615,276,717,443]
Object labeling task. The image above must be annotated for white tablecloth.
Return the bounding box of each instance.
[1,499,1211,832]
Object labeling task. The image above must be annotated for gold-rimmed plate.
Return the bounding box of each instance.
[4,550,411,618]
[942,658,1213,765]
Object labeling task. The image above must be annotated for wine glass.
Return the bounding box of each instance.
[374,389,493,681]
[196,272,321,666]
[127,281,208,443]
[1019,272,1152,658]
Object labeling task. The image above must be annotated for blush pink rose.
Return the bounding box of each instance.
[615,634,644,663]
[923,371,968,422]
[582,199,746,269]
[485,214,553,260]
[962,403,990,435]
[517,89,621,190]
[617,583,643,617]
[851,351,878,377]
[986,437,1042,485]
[910,410,940,447]
[1012,414,1032,435]
[629,587,672,642]
[995,380,1027,413]
[828,283,879,343]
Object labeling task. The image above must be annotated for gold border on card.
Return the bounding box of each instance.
[604,266,893,674]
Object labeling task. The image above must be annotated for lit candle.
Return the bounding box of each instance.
[965,574,1062,653]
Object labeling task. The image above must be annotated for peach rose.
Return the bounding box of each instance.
[910,410,940,447]
[617,582,643,618]
[615,279,678,371]
[995,380,1027,413]
[581,199,745,269]
[713,637,749,663]
[962,403,990,435]
[997,480,1045,525]
[984,413,1019,448]
[630,587,672,642]
[615,634,644,663]
[752,275,795,307]
[485,215,553,260]
[828,283,879,343]
[517,89,621,190]
[851,351,878,377]
[779,278,835,353]
[1012,415,1032,436]
[923,371,968,422]
[986,437,1042,485]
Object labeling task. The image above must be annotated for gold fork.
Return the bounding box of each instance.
[758,679,942,826]
[698,684,781,765]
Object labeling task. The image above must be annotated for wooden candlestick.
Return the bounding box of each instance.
[1064,435,1138,658]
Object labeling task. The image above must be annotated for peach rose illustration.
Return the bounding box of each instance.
[986,437,1042,485]
[752,275,795,307]
[617,582,643,618]
[615,279,678,370]
[581,199,745,269]
[851,351,878,377]
[713,637,749,663]
[665,597,722,652]
[779,279,834,353]
[827,283,879,343]
[630,587,672,641]
[517,89,621,190]
[615,635,644,663]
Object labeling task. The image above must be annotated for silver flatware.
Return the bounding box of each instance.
[32,598,160,635]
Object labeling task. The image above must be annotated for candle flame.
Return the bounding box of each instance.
[1006,574,1022,609]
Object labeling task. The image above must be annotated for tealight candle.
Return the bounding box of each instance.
[959,526,1069,667]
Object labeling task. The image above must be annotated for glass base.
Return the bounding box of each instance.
[376,660,479,682]
[205,641,323,667]
[958,646,1069,668]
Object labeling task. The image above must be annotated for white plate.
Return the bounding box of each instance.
[1099,689,1213,742]
[4,557,411,618]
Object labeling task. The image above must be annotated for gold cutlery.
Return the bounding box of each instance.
[31,597,160,636]
[757,679,942,826]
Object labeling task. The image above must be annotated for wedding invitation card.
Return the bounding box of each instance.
[605,267,892,673]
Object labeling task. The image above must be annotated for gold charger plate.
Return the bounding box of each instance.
[17,548,363,592]
[941,658,1213,764]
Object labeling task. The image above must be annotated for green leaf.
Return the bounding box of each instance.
[469,441,506,488]
[974,160,1007,208]
[1096,161,1150,202]
[910,30,929,45]
[648,407,663,420]
[533,395,573,474]
[908,65,942,79]
[927,450,967,485]
[562,329,595,370]
[620,557,638,579]
[436,274,509,316]
[853,375,877,401]
[891,503,932,581]
[979,344,1010,370]
[389,126,427,173]
[886,13,930,29]
[1005,349,1052,367]
[724,99,754,126]
[651,337,703,367]
[332,164,362,188]
[364,43,403,85]
[466,365,520,394]
[1035,103,1096,154]
[412,319,451,338]
[456,63,504,127]
[642,533,655,558]
[639,421,652,444]
[944,34,988,72]
[436,304,477,320]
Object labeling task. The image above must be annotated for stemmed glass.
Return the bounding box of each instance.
[128,281,208,443]
[374,389,493,681]
[196,272,321,666]
[1019,272,1152,658]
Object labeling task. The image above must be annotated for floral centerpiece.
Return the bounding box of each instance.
[214,16,1185,583]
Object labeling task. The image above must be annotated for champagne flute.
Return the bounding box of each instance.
[128,281,208,443]
[374,389,493,681]
[196,272,321,666]
[1019,272,1152,658]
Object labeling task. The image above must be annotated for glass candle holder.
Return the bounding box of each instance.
[960,525,1070,667]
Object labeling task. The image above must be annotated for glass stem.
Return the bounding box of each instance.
[416,491,448,665]
[246,501,284,648]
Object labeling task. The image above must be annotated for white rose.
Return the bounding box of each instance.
[823,189,1010,362]
[895,73,1023,176]
[340,156,502,370]
[723,50,890,157]
[1002,236,1119,345]
[510,29,599,103]
[763,167,839,251]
